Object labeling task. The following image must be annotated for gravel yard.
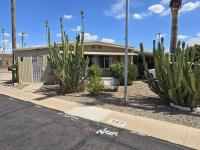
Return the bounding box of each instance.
[37,81,200,129]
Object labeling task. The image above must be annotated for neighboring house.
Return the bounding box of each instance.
[14,41,153,84]
[0,54,12,68]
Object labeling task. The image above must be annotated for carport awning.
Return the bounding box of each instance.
[84,52,138,56]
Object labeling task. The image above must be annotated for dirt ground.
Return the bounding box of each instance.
[37,81,200,129]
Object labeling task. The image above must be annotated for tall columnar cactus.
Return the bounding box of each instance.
[48,14,88,93]
[141,38,200,108]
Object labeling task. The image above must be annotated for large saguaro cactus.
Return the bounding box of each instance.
[48,14,88,93]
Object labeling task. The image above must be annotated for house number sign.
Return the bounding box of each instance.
[109,119,127,127]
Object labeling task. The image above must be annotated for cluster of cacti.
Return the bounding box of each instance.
[141,38,200,108]
[47,16,88,93]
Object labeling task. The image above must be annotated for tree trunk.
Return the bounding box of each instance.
[11,0,17,61]
[170,8,179,53]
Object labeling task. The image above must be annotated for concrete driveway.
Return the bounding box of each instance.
[0,94,192,150]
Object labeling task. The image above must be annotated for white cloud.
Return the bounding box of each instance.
[84,33,98,41]
[181,1,200,12]
[148,4,165,14]
[4,33,10,37]
[160,1,200,16]
[63,15,73,20]
[160,8,171,16]
[104,0,126,19]
[132,12,151,19]
[72,26,81,32]
[133,13,143,19]
[187,37,200,46]
[2,39,9,44]
[101,38,115,43]
[197,32,200,37]
[56,33,61,37]
[178,35,190,40]
[177,33,200,46]
[18,33,28,37]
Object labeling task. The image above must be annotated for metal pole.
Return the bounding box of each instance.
[2,29,5,53]
[124,0,129,103]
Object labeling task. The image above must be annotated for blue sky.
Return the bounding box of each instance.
[0,0,200,53]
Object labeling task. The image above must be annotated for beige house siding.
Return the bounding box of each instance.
[18,56,32,83]
[14,42,142,84]
[15,49,50,84]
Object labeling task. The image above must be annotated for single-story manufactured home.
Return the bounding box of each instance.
[14,41,153,84]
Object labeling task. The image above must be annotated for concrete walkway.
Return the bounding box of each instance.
[0,85,199,149]
[22,83,44,92]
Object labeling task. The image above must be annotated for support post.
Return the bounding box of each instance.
[124,0,129,103]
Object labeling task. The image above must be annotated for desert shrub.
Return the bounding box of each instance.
[87,76,104,95]
[87,66,104,95]
[141,39,200,108]
[110,63,138,85]
[88,65,102,77]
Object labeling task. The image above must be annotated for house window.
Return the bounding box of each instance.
[91,46,96,49]
[98,56,110,68]
[88,56,96,67]
[21,57,23,62]
[6,61,8,64]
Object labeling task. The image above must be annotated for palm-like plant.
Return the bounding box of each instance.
[45,20,48,45]
[21,32,25,48]
[169,0,182,53]
[81,11,84,33]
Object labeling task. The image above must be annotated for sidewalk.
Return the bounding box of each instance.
[0,85,199,149]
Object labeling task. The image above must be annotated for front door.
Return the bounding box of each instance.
[32,56,44,83]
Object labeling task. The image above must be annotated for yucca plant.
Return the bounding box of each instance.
[47,12,88,93]
[141,38,200,109]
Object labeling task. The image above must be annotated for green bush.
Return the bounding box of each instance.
[141,39,200,108]
[87,66,104,95]
[87,76,104,95]
[88,65,102,77]
[110,63,138,86]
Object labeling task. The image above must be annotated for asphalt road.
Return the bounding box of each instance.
[0,94,193,150]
